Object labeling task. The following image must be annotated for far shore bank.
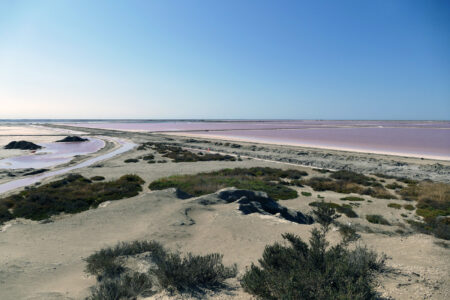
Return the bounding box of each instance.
[164,131,450,161]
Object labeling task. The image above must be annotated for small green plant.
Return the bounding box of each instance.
[366,215,391,225]
[403,204,415,211]
[87,272,153,300]
[401,213,408,218]
[387,203,402,209]
[301,191,312,197]
[385,182,403,190]
[317,194,324,199]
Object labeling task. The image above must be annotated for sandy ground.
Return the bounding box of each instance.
[0,125,449,300]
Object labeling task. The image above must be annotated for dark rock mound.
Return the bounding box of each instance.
[24,169,49,176]
[56,136,88,142]
[203,188,314,225]
[4,141,42,150]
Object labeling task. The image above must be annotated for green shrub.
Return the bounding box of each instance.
[124,158,139,163]
[301,192,312,197]
[366,215,390,226]
[85,240,165,279]
[153,252,237,291]
[340,196,364,201]
[86,240,237,294]
[385,182,403,190]
[90,176,105,181]
[387,203,402,209]
[0,205,13,224]
[241,205,384,299]
[0,174,144,221]
[87,272,153,300]
[149,168,300,200]
[403,204,415,211]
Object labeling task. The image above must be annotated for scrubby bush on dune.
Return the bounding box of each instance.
[241,202,385,299]
[85,241,165,280]
[387,203,402,209]
[403,204,415,211]
[87,272,153,300]
[330,170,380,187]
[149,167,304,200]
[153,252,237,291]
[0,174,144,222]
[85,240,237,298]
[90,176,105,181]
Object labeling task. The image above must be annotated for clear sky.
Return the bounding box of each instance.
[0,0,449,120]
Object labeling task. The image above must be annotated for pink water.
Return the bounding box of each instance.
[0,138,105,169]
[64,121,450,160]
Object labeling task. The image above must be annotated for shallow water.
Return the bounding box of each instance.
[65,121,450,160]
[0,138,105,169]
[0,138,135,194]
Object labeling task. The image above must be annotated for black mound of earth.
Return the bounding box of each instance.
[56,136,88,142]
[4,141,42,150]
[24,169,49,176]
[198,188,314,225]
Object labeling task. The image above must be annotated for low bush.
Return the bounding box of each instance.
[124,158,139,163]
[241,203,384,299]
[0,174,144,222]
[387,203,402,209]
[90,176,105,181]
[385,182,403,190]
[85,240,165,279]
[301,191,312,197]
[403,204,415,211]
[153,252,237,291]
[340,196,364,201]
[309,201,358,218]
[149,168,301,200]
[366,215,391,226]
[85,240,237,296]
[87,272,153,299]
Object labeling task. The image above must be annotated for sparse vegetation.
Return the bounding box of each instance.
[241,202,384,299]
[302,171,396,199]
[137,142,236,162]
[387,203,402,209]
[301,191,312,197]
[90,176,105,181]
[0,174,144,223]
[399,181,450,239]
[309,201,358,218]
[366,215,391,225]
[385,182,403,190]
[149,167,305,200]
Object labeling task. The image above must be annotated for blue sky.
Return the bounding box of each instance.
[0,0,449,119]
